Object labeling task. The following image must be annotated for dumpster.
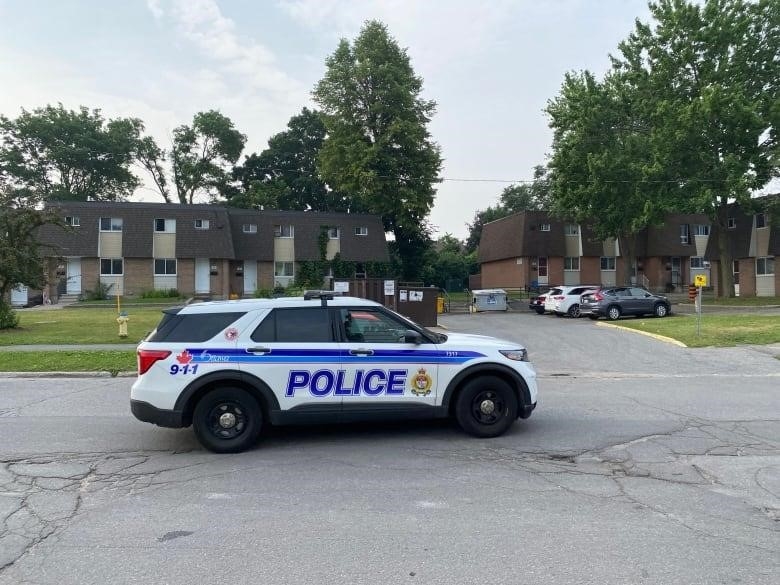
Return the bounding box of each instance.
[472,289,507,312]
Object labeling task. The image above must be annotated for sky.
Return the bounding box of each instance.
[0,0,659,239]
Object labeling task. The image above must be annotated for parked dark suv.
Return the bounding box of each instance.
[579,287,671,320]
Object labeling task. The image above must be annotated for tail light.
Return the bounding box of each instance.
[554,295,565,300]
[137,349,171,375]
[593,293,604,301]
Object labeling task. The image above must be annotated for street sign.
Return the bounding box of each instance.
[694,274,707,287]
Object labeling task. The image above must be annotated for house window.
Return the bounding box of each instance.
[194,219,210,230]
[354,226,368,236]
[680,224,690,244]
[154,218,175,233]
[600,257,616,271]
[756,257,775,276]
[694,224,710,236]
[65,216,80,227]
[274,225,294,238]
[274,261,294,277]
[690,256,706,269]
[100,258,123,275]
[756,213,767,229]
[539,223,551,232]
[537,257,548,277]
[564,224,579,236]
[243,224,257,234]
[328,227,340,239]
[564,257,580,271]
[99,217,123,232]
[727,217,736,229]
[354,263,367,279]
[154,259,177,275]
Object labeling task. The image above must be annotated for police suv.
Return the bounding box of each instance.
[131,292,538,453]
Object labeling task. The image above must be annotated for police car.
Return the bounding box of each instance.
[131,292,538,453]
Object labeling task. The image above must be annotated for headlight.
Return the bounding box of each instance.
[499,349,529,362]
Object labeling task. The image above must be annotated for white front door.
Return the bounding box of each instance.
[11,285,28,307]
[195,258,210,294]
[243,261,257,295]
[66,258,81,294]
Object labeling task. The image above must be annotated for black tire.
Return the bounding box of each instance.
[534,309,545,315]
[454,376,518,438]
[653,303,668,318]
[567,304,581,318]
[588,315,599,320]
[607,305,622,321]
[555,312,564,318]
[192,387,263,453]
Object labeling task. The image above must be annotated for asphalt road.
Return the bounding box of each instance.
[0,312,778,584]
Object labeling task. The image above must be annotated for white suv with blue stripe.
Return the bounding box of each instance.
[131,292,538,452]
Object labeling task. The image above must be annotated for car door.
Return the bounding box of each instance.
[239,307,343,413]
[630,287,655,315]
[338,306,439,417]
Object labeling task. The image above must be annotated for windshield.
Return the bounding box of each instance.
[384,307,447,343]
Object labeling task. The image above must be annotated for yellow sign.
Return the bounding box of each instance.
[694,274,707,287]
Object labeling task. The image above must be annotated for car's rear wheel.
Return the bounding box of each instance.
[653,303,668,318]
[607,306,621,320]
[534,308,545,315]
[555,312,564,318]
[193,387,263,453]
[455,376,518,438]
[567,304,581,318]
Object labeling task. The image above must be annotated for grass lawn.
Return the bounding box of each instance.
[0,350,136,373]
[616,314,780,347]
[698,294,780,306]
[0,308,166,345]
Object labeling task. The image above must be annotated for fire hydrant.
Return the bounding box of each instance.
[117,311,129,338]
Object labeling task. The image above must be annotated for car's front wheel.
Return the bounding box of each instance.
[653,303,669,318]
[607,306,622,320]
[567,304,581,318]
[455,376,518,438]
[534,308,545,315]
[193,387,263,453]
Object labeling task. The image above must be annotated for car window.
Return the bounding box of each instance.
[630,287,649,297]
[148,311,246,343]
[549,288,562,295]
[251,308,334,343]
[341,308,408,343]
[612,288,631,297]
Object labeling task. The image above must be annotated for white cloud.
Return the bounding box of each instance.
[146,0,164,20]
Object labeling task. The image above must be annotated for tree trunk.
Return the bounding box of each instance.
[716,202,735,298]
[619,233,636,286]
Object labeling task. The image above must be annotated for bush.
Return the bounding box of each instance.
[140,288,181,299]
[0,301,19,329]
[85,280,114,301]
[254,288,274,299]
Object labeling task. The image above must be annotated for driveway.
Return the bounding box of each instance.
[0,312,778,584]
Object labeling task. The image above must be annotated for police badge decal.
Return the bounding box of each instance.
[410,367,433,396]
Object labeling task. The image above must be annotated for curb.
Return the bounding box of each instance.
[0,371,137,379]
[595,321,687,347]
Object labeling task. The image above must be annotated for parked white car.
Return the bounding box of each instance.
[544,285,600,317]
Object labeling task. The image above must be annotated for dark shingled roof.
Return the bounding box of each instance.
[37,202,389,262]
[705,206,753,260]
[478,211,568,262]
[636,213,710,256]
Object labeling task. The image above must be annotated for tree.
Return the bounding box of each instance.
[0,183,61,328]
[313,20,443,280]
[422,234,477,290]
[0,104,143,202]
[546,71,662,283]
[612,0,780,296]
[140,110,247,204]
[227,108,348,211]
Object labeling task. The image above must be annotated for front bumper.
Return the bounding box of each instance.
[131,400,185,428]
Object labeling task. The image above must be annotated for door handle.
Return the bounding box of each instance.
[247,347,271,354]
[349,348,374,356]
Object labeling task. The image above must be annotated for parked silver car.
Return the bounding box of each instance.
[580,287,671,320]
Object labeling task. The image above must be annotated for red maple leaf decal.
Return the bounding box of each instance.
[176,350,192,365]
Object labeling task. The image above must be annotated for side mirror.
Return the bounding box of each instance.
[404,329,423,345]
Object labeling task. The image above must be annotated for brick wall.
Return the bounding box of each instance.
[548,256,564,286]
[177,259,195,295]
[258,261,274,290]
[481,258,525,288]
[124,259,153,297]
[739,258,756,297]
[580,257,600,286]
[81,258,99,297]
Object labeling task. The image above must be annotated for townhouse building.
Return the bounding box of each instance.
[35,202,389,300]
[478,203,778,297]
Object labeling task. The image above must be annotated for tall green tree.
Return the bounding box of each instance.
[0,104,143,202]
[422,234,477,290]
[227,108,348,211]
[613,0,780,296]
[0,183,61,328]
[313,20,443,280]
[546,71,661,283]
[139,110,247,204]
